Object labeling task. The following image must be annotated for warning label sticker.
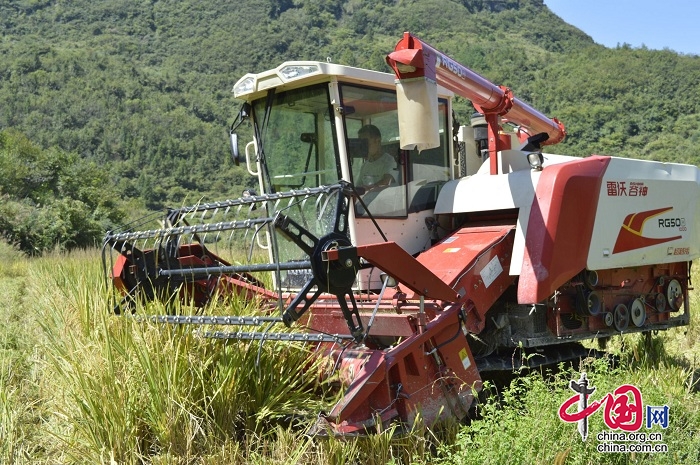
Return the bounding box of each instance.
[480,255,503,288]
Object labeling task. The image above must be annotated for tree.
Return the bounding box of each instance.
[0,130,124,254]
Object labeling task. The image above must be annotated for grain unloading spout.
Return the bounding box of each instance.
[386,32,566,174]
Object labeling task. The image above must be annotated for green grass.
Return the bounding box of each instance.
[1,246,699,464]
[436,355,700,465]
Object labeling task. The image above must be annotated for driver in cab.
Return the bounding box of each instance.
[358,124,395,192]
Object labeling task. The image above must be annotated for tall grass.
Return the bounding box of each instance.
[24,250,339,463]
[435,354,700,465]
[2,246,699,463]
[0,241,40,463]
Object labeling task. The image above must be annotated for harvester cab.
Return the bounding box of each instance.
[229,60,459,292]
[103,32,700,435]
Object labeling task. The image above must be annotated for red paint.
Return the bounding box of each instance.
[410,226,516,332]
[612,207,682,254]
[518,156,611,303]
[326,242,460,302]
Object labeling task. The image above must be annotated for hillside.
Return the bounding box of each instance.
[1,0,699,212]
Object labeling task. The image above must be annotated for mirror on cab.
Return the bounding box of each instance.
[229,102,251,166]
[229,131,239,165]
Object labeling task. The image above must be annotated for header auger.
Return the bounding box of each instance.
[103,33,700,435]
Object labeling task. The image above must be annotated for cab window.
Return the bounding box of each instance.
[340,84,449,217]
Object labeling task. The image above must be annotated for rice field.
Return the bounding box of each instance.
[1,242,698,464]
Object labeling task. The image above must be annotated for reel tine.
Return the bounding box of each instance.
[104,184,347,312]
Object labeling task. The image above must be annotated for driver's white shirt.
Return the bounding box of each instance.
[359,153,394,186]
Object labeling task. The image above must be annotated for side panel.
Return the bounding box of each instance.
[434,169,538,277]
[587,157,700,269]
[409,225,516,333]
[434,151,582,276]
[518,156,610,304]
[353,211,435,289]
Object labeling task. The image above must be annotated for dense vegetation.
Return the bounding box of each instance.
[0,130,123,254]
[1,0,699,250]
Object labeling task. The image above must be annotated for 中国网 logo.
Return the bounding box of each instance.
[558,373,669,453]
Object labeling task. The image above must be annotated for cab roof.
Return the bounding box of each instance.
[232,60,453,101]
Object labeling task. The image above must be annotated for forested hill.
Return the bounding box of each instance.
[1,0,699,212]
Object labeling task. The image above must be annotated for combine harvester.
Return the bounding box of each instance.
[103,32,700,435]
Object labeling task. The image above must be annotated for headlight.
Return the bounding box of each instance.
[279,64,319,81]
[233,76,256,97]
[527,152,544,171]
